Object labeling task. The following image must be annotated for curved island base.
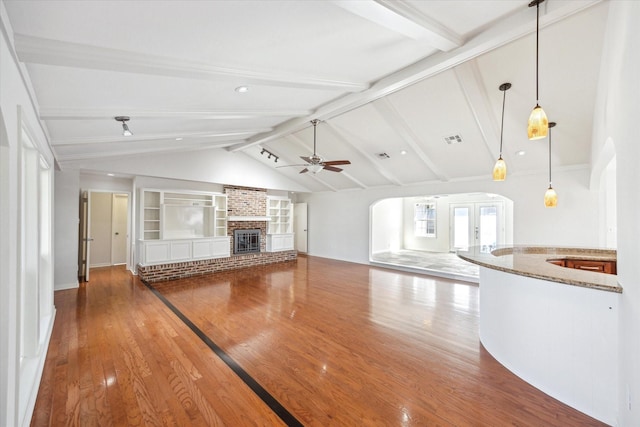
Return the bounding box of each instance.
[459,247,620,426]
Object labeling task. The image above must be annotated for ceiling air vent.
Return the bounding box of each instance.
[444,134,463,145]
[376,152,390,159]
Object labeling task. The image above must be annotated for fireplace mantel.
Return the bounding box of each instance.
[228,216,271,221]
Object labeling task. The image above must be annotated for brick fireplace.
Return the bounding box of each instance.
[224,185,268,253]
[137,185,297,283]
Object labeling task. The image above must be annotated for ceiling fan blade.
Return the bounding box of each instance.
[323,165,343,172]
[322,160,351,166]
[299,168,309,174]
[300,156,312,163]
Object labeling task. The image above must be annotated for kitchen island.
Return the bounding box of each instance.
[458,246,620,426]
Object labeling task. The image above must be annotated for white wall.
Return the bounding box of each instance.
[70,147,310,193]
[298,167,599,265]
[371,197,403,254]
[0,3,56,425]
[53,169,79,290]
[593,2,640,425]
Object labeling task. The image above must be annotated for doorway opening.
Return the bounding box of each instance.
[79,191,130,282]
[370,193,513,282]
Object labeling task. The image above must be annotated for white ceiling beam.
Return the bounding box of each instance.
[372,98,449,182]
[39,108,312,121]
[453,61,501,166]
[322,122,403,186]
[14,34,369,92]
[332,0,462,51]
[228,0,601,153]
[50,129,263,146]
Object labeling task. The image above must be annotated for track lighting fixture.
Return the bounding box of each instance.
[260,147,279,163]
[527,0,548,140]
[544,122,558,208]
[493,82,511,181]
[115,116,133,136]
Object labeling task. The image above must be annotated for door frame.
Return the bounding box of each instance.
[79,189,132,281]
[294,202,308,253]
[450,201,504,255]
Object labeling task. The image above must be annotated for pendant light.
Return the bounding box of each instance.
[544,121,557,207]
[493,82,511,181]
[527,0,548,140]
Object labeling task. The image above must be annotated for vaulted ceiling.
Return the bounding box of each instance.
[4,0,607,192]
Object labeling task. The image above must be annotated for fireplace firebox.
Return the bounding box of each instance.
[234,229,261,254]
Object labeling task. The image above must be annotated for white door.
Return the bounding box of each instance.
[294,203,308,253]
[111,193,128,265]
[89,192,112,267]
[78,191,91,281]
[451,202,503,255]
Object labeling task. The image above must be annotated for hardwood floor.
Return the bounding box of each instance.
[32,257,607,426]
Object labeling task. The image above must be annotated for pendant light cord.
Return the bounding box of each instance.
[499,89,506,156]
[536,2,540,104]
[548,128,552,184]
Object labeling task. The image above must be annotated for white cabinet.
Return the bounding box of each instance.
[138,189,230,265]
[138,237,230,266]
[266,196,294,252]
[266,234,294,252]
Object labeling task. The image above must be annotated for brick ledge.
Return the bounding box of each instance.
[138,250,297,283]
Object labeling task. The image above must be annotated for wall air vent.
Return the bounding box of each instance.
[376,152,390,159]
[444,134,463,144]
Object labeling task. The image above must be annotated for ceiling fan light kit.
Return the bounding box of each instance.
[278,119,351,174]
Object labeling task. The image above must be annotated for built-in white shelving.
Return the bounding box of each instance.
[138,189,230,265]
[266,196,294,252]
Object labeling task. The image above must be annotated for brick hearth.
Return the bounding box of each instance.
[137,250,297,283]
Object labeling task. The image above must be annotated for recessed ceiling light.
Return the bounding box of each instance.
[400,150,407,155]
[175,137,183,141]
[516,150,526,156]
[235,86,249,93]
[107,173,115,177]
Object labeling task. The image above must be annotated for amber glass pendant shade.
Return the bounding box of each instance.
[544,185,558,207]
[492,157,507,181]
[528,104,548,140]
[493,82,511,181]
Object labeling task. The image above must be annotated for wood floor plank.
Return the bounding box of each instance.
[32,260,607,426]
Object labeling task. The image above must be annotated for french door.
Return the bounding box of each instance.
[450,202,503,255]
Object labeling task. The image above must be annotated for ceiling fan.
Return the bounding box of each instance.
[278,119,351,174]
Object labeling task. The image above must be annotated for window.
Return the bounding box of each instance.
[414,202,436,237]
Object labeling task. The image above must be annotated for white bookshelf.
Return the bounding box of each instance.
[138,189,230,265]
[266,196,294,251]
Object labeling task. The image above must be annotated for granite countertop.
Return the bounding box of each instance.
[457,246,621,293]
